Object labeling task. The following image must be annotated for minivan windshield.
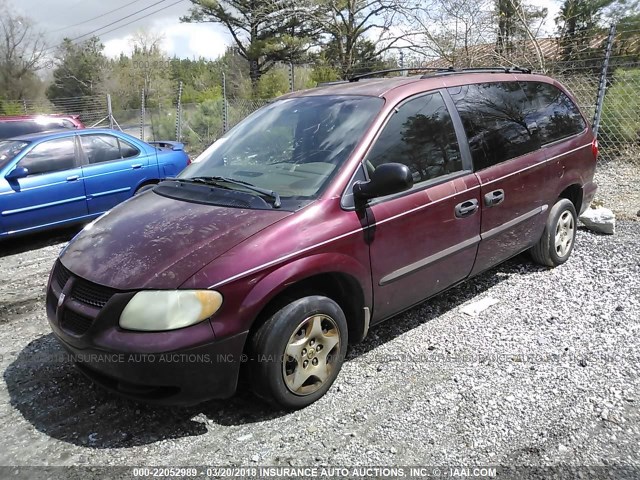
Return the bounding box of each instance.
[179,95,383,201]
[0,140,29,171]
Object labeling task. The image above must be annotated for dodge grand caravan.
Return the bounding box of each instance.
[45,68,598,409]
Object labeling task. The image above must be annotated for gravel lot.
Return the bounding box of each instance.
[0,216,639,470]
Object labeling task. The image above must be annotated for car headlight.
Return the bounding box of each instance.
[119,290,223,331]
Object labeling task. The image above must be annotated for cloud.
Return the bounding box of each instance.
[103,20,229,60]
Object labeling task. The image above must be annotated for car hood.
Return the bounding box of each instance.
[59,191,291,289]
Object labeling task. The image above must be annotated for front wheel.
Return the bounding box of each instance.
[247,296,348,409]
[530,198,577,267]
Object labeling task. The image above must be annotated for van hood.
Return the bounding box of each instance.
[59,191,291,289]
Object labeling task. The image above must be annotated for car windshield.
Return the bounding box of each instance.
[0,140,29,171]
[178,95,383,200]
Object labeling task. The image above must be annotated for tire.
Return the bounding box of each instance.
[530,198,577,267]
[247,295,348,410]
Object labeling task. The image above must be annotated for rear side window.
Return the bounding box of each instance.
[366,92,463,184]
[519,81,586,145]
[119,139,140,158]
[448,82,540,170]
[18,138,76,175]
[81,135,122,164]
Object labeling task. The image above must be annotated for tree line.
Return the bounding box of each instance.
[0,0,638,113]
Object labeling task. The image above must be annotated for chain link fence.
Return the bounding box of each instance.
[6,28,640,166]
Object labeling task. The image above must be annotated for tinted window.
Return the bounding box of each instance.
[18,138,76,175]
[0,122,48,138]
[0,120,73,139]
[519,81,586,145]
[81,135,122,164]
[0,140,29,171]
[366,92,463,184]
[119,139,140,158]
[448,82,540,170]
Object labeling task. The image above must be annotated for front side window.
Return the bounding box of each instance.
[180,95,383,200]
[18,138,76,175]
[448,82,540,170]
[366,92,463,185]
[0,140,29,171]
[519,81,586,145]
[81,135,122,164]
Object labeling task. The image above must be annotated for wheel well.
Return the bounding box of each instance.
[559,184,583,213]
[139,179,159,187]
[246,272,367,349]
[135,180,159,193]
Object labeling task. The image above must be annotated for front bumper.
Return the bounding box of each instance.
[46,261,247,406]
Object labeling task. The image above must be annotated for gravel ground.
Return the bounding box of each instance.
[0,156,639,472]
[0,216,639,470]
[593,159,640,220]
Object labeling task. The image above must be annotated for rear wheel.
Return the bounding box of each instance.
[248,295,348,409]
[530,198,577,267]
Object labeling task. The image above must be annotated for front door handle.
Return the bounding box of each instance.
[131,164,143,169]
[484,189,505,207]
[66,175,79,182]
[455,199,479,218]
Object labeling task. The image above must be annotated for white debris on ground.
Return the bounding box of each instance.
[579,206,616,235]
[460,297,500,316]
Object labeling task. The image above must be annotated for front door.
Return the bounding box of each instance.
[0,136,87,235]
[79,133,149,214]
[363,91,482,322]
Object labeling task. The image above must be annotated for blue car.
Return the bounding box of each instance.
[0,129,189,238]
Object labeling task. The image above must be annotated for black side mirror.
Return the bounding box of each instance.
[353,163,413,202]
[5,166,28,180]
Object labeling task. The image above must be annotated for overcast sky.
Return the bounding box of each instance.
[13,0,230,59]
[12,0,560,61]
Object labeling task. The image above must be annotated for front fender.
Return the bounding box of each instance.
[209,252,372,341]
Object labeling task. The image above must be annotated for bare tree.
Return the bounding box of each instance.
[403,0,548,71]
[0,1,46,100]
[307,0,413,78]
[402,0,494,67]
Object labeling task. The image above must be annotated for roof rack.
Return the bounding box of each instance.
[348,66,455,82]
[324,65,533,86]
[420,65,532,78]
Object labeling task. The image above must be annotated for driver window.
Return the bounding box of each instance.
[18,138,77,175]
[365,92,463,185]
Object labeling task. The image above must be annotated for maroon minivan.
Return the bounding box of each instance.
[46,68,598,409]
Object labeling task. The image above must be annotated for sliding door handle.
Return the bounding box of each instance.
[484,189,505,207]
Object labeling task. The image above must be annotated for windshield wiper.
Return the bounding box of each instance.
[176,176,281,208]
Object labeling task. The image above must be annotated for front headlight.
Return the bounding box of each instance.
[119,290,223,331]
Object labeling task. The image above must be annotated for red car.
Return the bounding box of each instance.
[45,68,597,409]
[0,114,84,139]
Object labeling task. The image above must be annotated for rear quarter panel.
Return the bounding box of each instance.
[156,149,189,178]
